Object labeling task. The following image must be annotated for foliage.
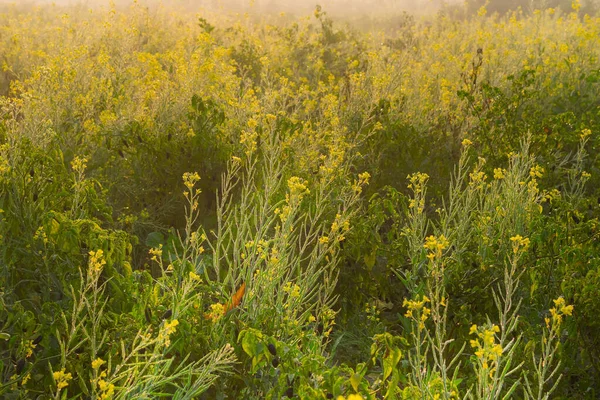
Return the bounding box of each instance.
[0,1,599,399]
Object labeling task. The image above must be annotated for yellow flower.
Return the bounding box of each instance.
[493,168,506,180]
[53,369,72,390]
[92,358,105,370]
[580,129,592,140]
[189,271,202,282]
[88,250,107,275]
[207,303,225,322]
[530,165,544,179]
[510,235,530,253]
[183,172,201,190]
[157,319,180,347]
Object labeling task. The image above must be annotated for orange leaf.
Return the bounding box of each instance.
[225,282,246,313]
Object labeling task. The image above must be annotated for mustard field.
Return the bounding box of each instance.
[0,1,599,398]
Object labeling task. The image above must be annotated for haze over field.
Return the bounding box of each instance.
[0,0,458,16]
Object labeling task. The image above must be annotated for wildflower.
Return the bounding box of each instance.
[470,324,503,372]
[92,358,105,370]
[580,129,592,140]
[25,340,36,358]
[97,379,115,400]
[71,156,88,174]
[462,138,473,147]
[403,295,431,328]
[288,176,309,196]
[183,172,201,190]
[424,235,449,260]
[530,165,544,179]
[158,319,179,347]
[53,369,72,390]
[493,168,506,180]
[509,235,530,254]
[88,250,106,276]
[189,271,202,282]
[149,245,163,262]
[549,297,574,330]
[469,170,487,189]
[206,303,225,322]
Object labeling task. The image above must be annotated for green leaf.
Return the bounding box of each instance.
[350,373,361,392]
[145,231,165,248]
[0,332,10,340]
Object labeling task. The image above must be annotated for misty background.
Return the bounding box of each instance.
[2,0,599,17]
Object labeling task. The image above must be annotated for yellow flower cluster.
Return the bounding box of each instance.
[183,172,201,191]
[407,172,429,192]
[530,165,544,179]
[206,303,226,322]
[403,295,431,329]
[189,271,202,282]
[546,297,573,331]
[580,129,592,140]
[287,176,310,198]
[52,368,72,391]
[493,168,506,180]
[157,319,179,347]
[283,282,301,299]
[424,234,449,261]
[509,235,530,254]
[71,156,88,174]
[352,171,371,194]
[407,172,429,213]
[88,249,106,276]
[91,358,115,400]
[469,324,503,374]
[469,170,488,189]
[149,245,163,263]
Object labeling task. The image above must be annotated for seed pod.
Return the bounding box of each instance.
[29,168,35,178]
[118,150,125,158]
[162,309,172,320]
[267,343,277,356]
[122,139,129,148]
[33,335,43,345]
[15,359,25,374]
[271,356,279,368]
[137,134,143,143]
[326,394,334,399]
[33,192,38,202]
[167,133,172,141]
[145,307,152,324]
[285,387,293,398]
